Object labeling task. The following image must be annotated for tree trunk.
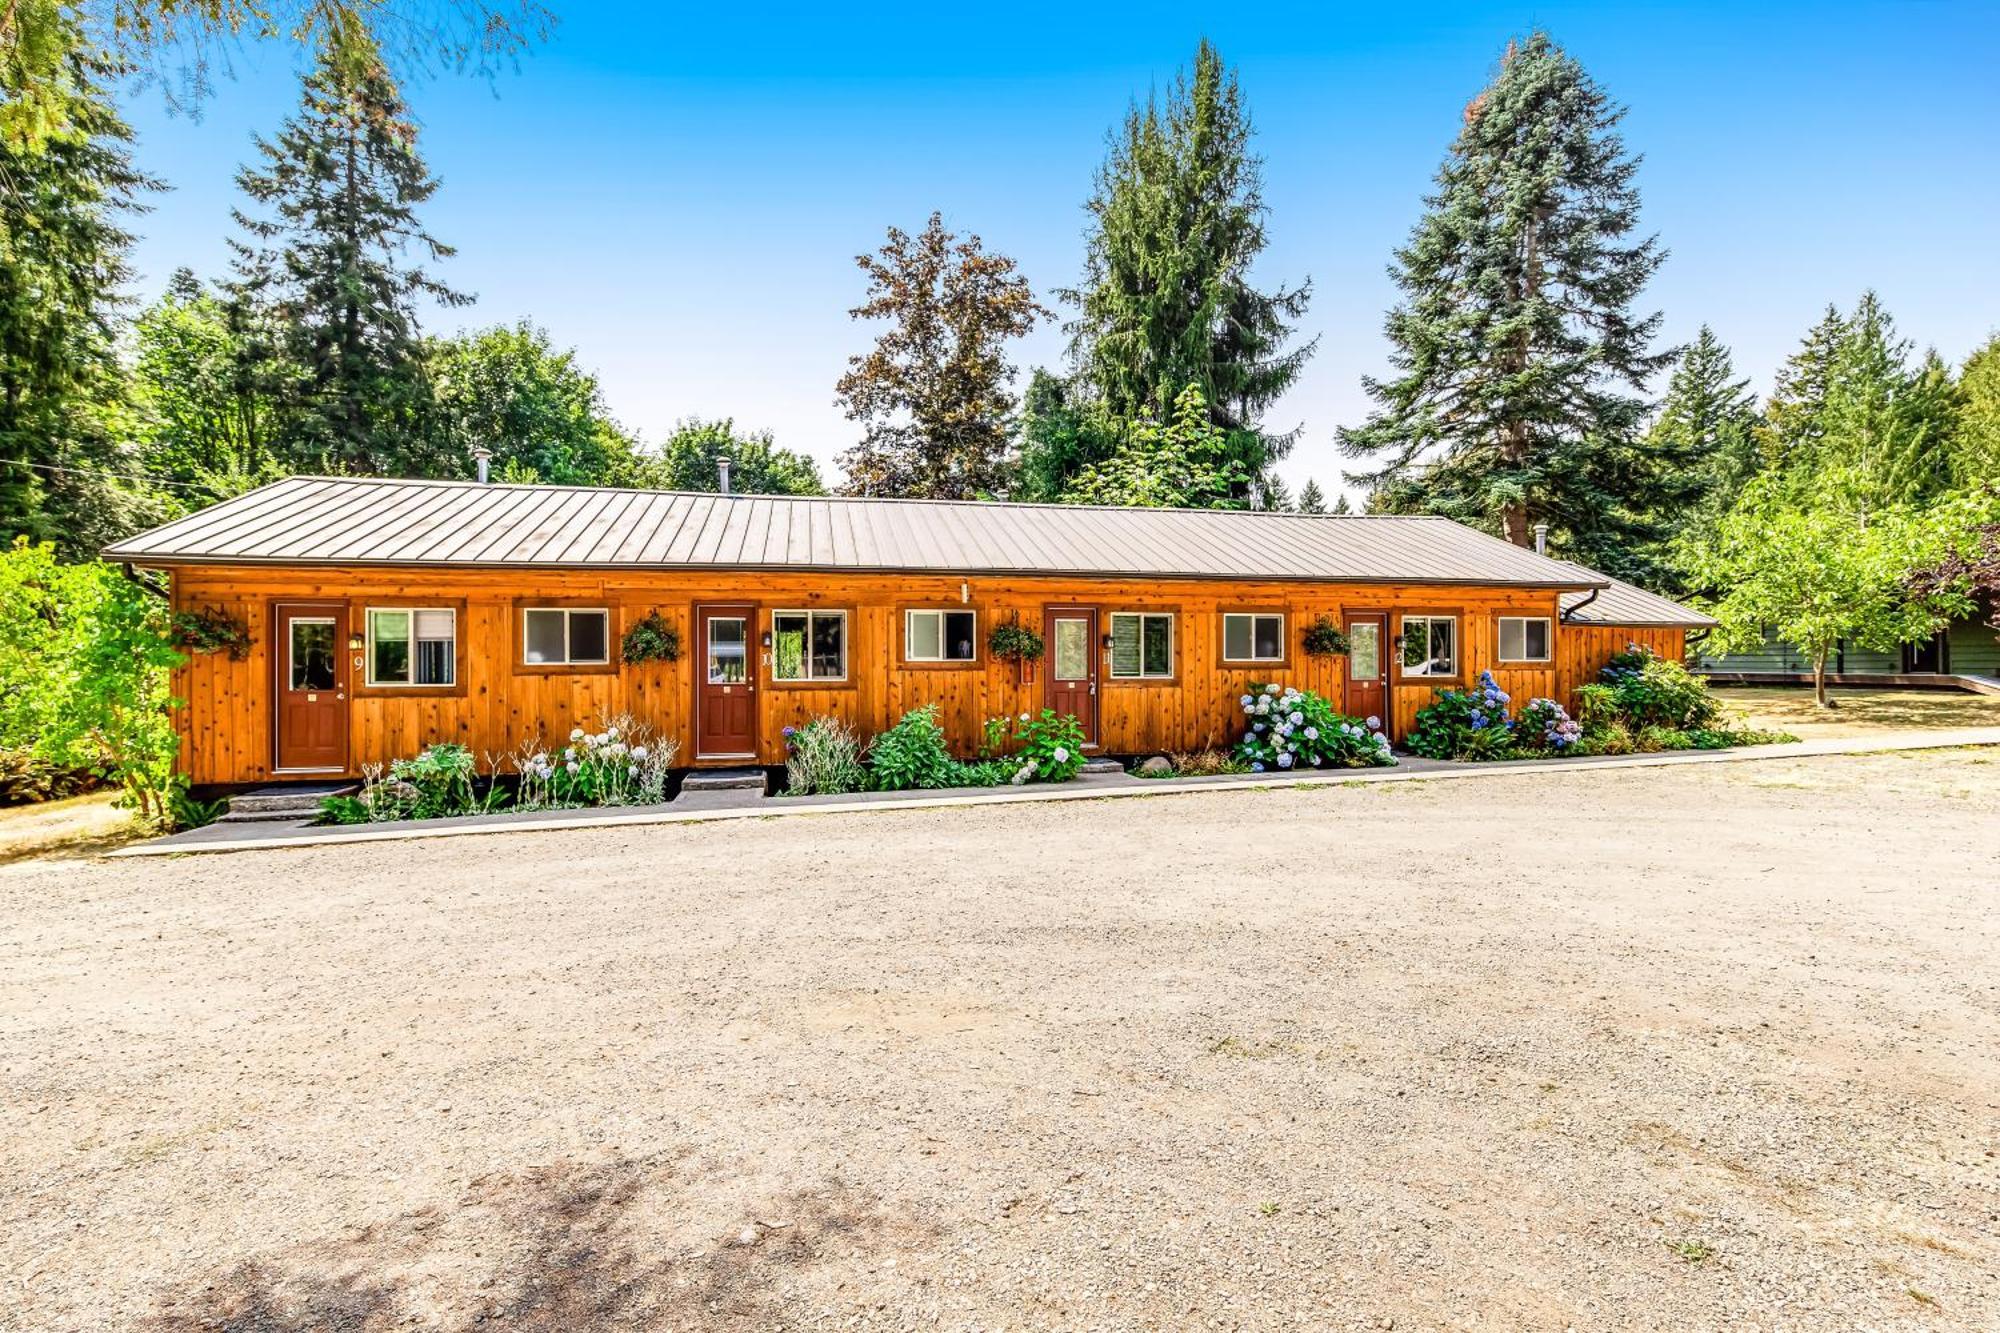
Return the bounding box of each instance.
[1812,646,1833,708]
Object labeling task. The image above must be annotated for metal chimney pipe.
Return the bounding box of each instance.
[717,456,732,495]
[1533,522,1549,555]
[473,444,492,484]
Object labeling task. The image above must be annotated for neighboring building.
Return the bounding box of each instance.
[1697,619,1999,687]
[104,476,1718,786]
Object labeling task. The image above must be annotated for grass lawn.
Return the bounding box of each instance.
[1711,685,2000,740]
[0,791,144,865]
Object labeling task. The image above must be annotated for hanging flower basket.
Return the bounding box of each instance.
[1301,615,1351,658]
[989,620,1045,683]
[621,611,682,665]
[169,605,252,660]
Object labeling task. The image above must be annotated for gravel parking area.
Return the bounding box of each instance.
[4,750,1997,1330]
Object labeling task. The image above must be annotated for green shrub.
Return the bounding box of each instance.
[866,705,964,791]
[1597,645,1723,730]
[1235,682,1395,770]
[322,742,512,824]
[1405,675,1517,761]
[0,750,101,806]
[980,709,1087,783]
[782,716,866,796]
[1636,724,1695,752]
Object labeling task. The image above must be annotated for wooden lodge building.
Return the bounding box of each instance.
[103,475,1716,786]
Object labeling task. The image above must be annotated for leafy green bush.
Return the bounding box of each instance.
[1405,674,1518,761]
[0,750,101,806]
[1234,682,1395,770]
[866,705,965,791]
[0,541,183,825]
[781,716,867,796]
[322,742,511,824]
[1597,644,1723,730]
[980,709,1087,783]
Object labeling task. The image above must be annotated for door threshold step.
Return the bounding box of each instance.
[1079,758,1124,775]
[680,768,767,794]
[224,782,356,817]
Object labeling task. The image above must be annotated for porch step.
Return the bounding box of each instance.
[1079,758,1125,776]
[220,783,356,823]
[680,768,767,794]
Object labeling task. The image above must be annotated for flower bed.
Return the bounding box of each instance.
[1234,683,1395,771]
[1408,658,1795,763]
[780,705,1088,796]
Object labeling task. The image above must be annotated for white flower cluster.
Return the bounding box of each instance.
[513,714,675,810]
[1235,682,1395,772]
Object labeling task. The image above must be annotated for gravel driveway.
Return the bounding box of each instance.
[3,750,1997,1330]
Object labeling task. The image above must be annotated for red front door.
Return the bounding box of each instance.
[1345,612,1387,734]
[1043,607,1099,746]
[695,605,758,758]
[273,602,349,772]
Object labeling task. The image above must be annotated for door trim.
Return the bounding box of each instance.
[1345,609,1390,738]
[693,602,759,761]
[270,600,350,775]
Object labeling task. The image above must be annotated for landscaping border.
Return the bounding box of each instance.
[115,728,2000,858]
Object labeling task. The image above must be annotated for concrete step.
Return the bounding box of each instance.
[224,783,356,819]
[680,768,767,794]
[217,808,325,825]
[1079,758,1125,776]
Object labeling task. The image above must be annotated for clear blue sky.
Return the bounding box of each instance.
[121,1,2000,499]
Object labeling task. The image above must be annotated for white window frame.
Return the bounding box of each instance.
[1497,615,1552,664]
[904,608,978,663]
[771,608,849,682]
[1221,612,1285,663]
[1108,611,1176,679]
[364,607,457,687]
[1399,614,1458,678]
[520,606,611,667]
[287,615,336,692]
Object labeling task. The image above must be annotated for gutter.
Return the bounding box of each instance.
[1559,587,1601,623]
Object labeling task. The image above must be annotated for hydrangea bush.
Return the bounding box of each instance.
[981,708,1087,784]
[1408,671,1582,760]
[1232,683,1395,771]
[1515,696,1583,753]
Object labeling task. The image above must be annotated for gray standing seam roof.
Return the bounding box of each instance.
[106,475,1630,590]
[1561,577,1718,629]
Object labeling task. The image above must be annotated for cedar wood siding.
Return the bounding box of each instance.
[166,564,1680,784]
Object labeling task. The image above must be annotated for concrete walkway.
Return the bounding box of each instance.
[116,727,2000,858]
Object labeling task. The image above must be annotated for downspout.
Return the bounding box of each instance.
[1559,587,1600,623]
[121,562,169,600]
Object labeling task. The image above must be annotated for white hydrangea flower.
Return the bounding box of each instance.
[1304,726,1319,740]
[569,727,584,741]
[1052,746,1070,764]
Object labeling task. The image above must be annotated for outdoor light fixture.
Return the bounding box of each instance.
[347,632,365,651]
[760,630,773,648]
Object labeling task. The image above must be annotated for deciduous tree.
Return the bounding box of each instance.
[422,322,641,485]
[648,419,824,496]
[1061,383,1249,510]
[836,213,1049,499]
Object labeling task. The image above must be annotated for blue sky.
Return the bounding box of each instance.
[121,1,2000,499]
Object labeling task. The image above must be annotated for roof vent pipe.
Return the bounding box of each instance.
[473,444,492,484]
[717,456,731,495]
[1533,522,1548,555]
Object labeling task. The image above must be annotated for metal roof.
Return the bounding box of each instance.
[105,475,1618,589]
[1562,577,1717,628]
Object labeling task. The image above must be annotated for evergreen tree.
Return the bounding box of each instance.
[1644,326,1761,580]
[836,213,1049,498]
[647,419,825,496]
[1259,475,1295,512]
[1013,369,1120,501]
[0,22,165,551]
[422,322,642,486]
[1296,479,1328,514]
[229,34,469,476]
[1758,305,1846,471]
[1338,33,1671,555]
[1061,383,1249,509]
[1956,334,2000,486]
[1062,39,1312,486]
[134,269,277,497]
[1330,493,1353,515]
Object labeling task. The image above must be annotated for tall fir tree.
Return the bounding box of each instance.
[1757,305,1846,472]
[0,21,165,550]
[836,213,1049,498]
[1061,39,1312,488]
[1338,33,1671,562]
[229,34,469,476]
[1296,478,1328,513]
[1259,474,1295,511]
[1955,335,2000,487]
[1646,326,1761,550]
[1330,493,1353,515]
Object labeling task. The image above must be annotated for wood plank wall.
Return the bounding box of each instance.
[163,564,1679,784]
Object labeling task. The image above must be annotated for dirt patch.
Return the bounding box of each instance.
[0,791,141,865]
[3,751,1997,1329]
[1713,684,2000,738]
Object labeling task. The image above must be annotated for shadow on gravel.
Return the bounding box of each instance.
[144,1155,921,1331]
